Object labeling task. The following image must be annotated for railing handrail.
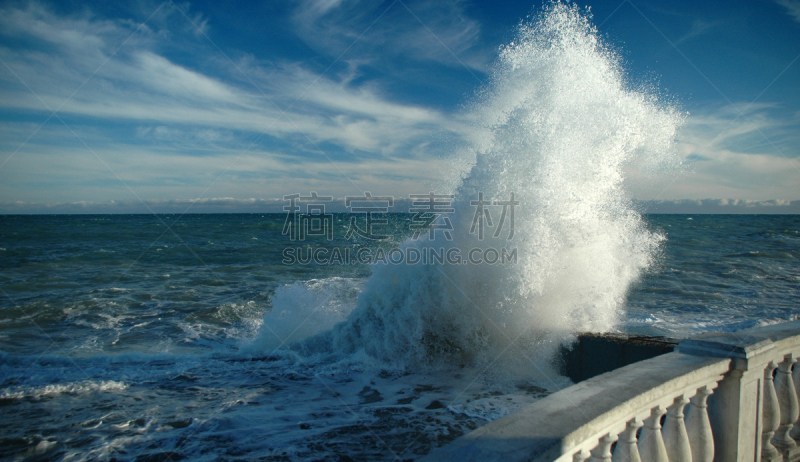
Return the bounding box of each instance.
[423,351,731,461]
[424,320,800,462]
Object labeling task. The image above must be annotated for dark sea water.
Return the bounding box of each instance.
[0,213,798,461]
[626,214,800,336]
[4,3,797,459]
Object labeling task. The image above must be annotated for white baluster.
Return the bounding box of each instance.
[763,361,782,462]
[639,406,668,462]
[590,433,617,462]
[685,386,715,462]
[775,354,800,459]
[663,394,692,462]
[793,359,800,441]
[613,418,642,462]
[574,449,591,462]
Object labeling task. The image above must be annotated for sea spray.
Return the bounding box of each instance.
[254,2,682,371]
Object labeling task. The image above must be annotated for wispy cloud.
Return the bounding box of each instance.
[0,196,432,215]
[0,3,466,154]
[0,197,287,214]
[291,0,490,72]
[673,17,725,46]
[776,0,800,23]
[0,120,461,205]
[0,1,474,205]
[1,1,798,212]
[627,103,800,200]
[639,198,800,214]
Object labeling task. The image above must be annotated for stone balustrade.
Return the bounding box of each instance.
[679,320,800,462]
[423,320,800,462]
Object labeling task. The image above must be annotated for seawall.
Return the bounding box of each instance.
[558,332,678,383]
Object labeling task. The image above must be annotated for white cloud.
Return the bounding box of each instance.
[673,18,725,46]
[132,51,239,102]
[0,0,474,204]
[0,2,109,52]
[639,198,800,214]
[628,103,800,201]
[0,9,468,157]
[776,0,800,23]
[291,0,490,72]
[1,1,798,212]
[0,117,461,207]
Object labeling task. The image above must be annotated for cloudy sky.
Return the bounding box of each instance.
[0,0,798,213]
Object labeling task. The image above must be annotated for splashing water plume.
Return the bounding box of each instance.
[255,2,682,373]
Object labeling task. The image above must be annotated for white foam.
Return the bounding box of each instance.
[1,380,128,400]
[243,277,363,353]
[448,394,539,422]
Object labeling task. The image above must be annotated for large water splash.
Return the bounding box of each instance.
[255,2,682,370]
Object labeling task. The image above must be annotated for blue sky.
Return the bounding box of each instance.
[0,0,798,213]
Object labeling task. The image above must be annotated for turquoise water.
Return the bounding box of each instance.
[0,213,798,460]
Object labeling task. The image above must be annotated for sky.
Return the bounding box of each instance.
[0,0,798,214]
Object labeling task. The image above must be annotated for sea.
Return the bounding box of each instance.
[2,3,799,461]
[0,213,798,461]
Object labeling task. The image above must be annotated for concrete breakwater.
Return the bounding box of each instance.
[558,333,678,383]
